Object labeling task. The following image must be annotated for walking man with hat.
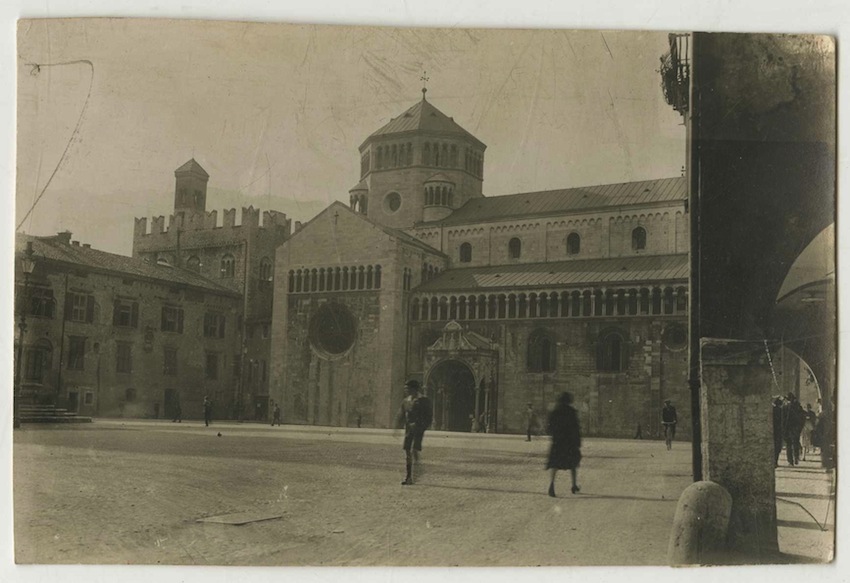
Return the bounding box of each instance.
[396,379,432,485]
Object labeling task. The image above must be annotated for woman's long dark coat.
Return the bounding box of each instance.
[546,405,582,470]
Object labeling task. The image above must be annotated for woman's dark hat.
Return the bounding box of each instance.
[405,379,421,390]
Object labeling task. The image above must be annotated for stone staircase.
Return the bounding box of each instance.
[18,404,93,424]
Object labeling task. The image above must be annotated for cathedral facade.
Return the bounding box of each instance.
[271,94,691,438]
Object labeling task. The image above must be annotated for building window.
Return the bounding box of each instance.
[233,354,241,379]
[161,306,184,333]
[309,303,357,356]
[66,292,95,323]
[567,233,581,255]
[459,242,472,263]
[187,256,201,272]
[163,347,178,376]
[508,237,522,259]
[84,391,93,405]
[259,257,273,282]
[28,286,56,318]
[205,352,219,380]
[67,336,86,370]
[116,342,132,373]
[24,339,52,383]
[597,331,627,372]
[125,388,136,402]
[632,227,647,251]
[221,254,235,278]
[113,299,139,328]
[384,192,402,213]
[203,312,226,338]
[527,330,556,372]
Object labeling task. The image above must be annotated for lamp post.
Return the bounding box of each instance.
[14,242,36,430]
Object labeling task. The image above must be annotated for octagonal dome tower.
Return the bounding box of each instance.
[350,90,486,229]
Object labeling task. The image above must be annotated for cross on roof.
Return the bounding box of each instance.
[420,71,430,99]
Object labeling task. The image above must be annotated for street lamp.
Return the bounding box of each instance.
[14,242,36,430]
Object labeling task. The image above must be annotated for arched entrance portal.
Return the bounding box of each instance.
[427,359,476,432]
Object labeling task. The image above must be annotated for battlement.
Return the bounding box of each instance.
[134,207,291,239]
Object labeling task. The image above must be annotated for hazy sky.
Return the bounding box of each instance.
[17,20,685,255]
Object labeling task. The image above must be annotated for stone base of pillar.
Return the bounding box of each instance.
[700,339,779,558]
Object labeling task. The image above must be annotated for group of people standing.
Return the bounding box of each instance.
[773,393,820,466]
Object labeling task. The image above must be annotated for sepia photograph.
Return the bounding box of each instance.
[5,2,840,578]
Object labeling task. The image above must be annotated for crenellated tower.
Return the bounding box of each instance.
[349,89,486,229]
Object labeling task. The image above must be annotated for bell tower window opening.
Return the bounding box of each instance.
[220,254,235,278]
[423,143,431,165]
[259,257,273,283]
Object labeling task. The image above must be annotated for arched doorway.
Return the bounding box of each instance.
[427,359,476,432]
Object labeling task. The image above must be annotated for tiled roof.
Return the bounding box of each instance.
[16,234,239,296]
[365,98,484,148]
[174,158,209,178]
[349,178,368,192]
[415,254,689,293]
[422,177,686,227]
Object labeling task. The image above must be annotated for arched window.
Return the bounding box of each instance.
[434,144,441,166]
[406,143,413,165]
[597,330,628,372]
[632,227,647,251]
[459,242,472,263]
[220,254,235,278]
[527,329,556,372]
[259,257,273,282]
[567,233,581,255]
[423,143,431,165]
[186,256,201,272]
[508,237,522,259]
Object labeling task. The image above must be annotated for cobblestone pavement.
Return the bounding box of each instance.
[11,420,832,567]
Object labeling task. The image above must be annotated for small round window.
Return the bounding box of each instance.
[383,191,402,213]
[662,324,688,351]
[309,303,357,356]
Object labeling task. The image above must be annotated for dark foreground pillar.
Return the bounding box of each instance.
[700,339,778,557]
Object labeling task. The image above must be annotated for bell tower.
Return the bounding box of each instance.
[174,158,209,215]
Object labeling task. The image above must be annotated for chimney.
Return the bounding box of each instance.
[72,241,80,247]
[56,231,72,245]
[82,243,91,249]
[294,221,303,232]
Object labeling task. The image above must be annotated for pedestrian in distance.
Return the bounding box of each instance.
[546,392,582,497]
[801,403,817,460]
[271,403,282,426]
[469,413,480,433]
[661,399,678,451]
[395,379,433,486]
[524,402,537,441]
[203,395,213,427]
[172,400,182,423]
[772,396,784,467]
[782,392,805,465]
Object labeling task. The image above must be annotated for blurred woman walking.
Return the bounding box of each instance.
[546,392,582,497]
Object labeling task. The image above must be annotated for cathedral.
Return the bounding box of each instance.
[270,92,690,438]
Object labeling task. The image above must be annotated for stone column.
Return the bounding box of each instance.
[700,339,778,556]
